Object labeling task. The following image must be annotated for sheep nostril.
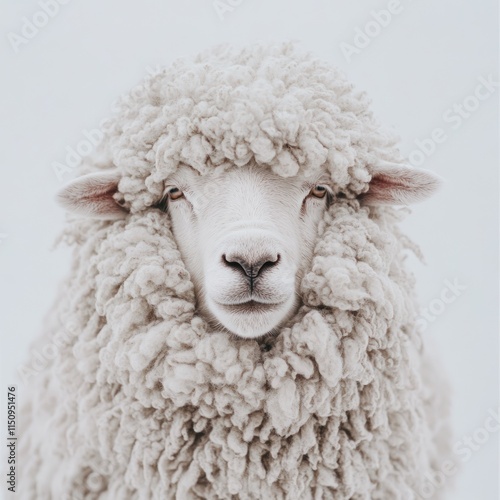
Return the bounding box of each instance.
[258,254,280,275]
[222,254,253,277]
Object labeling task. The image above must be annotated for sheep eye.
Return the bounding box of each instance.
[168,187,184,200]
[310,185,327,198]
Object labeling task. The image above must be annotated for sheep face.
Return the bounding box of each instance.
[57,160,442,339]
[161,164,332,339]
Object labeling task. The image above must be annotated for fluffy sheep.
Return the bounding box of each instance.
[18,42,452,499]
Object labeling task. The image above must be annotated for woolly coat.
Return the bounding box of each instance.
[18,43,451,499]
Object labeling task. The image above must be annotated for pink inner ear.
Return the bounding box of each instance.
[75,182,117,203]
[56,171,127,219]
[369,173,403,203]
[362,165,442,206]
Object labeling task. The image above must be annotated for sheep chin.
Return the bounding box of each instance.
[206,295,296,339]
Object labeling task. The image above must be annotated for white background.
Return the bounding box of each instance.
[1,1,498,498]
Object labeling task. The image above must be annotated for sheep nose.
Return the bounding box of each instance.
[222,253,280,279]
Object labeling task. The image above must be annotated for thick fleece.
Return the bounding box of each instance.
[19,43,451,499]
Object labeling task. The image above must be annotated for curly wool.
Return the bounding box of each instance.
[19,43,451,499]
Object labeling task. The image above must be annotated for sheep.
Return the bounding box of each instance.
[18,42,452,499]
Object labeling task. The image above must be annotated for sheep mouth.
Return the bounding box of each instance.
[217,300,284,314]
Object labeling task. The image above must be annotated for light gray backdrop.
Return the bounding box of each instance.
[1,1,498,498]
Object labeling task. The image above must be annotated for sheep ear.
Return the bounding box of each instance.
[361,162,443,206]
[56,170,127,219]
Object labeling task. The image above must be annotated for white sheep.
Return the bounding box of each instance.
[18,43,452,499]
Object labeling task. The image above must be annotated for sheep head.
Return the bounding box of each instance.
[57,162,441,339]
